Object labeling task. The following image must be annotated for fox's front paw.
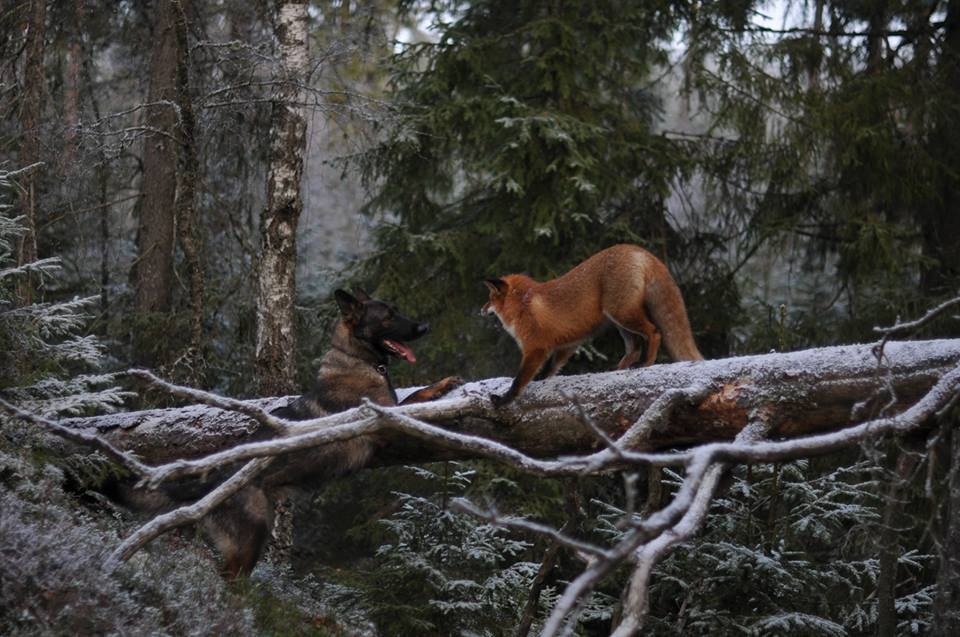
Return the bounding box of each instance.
[490,392,511,408]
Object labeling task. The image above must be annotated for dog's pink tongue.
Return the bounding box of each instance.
[385,339,417,363]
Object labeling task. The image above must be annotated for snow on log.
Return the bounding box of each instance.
[62,339,960,467]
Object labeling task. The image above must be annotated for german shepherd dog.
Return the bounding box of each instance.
[122,289,462,577]
[273,289,463,417]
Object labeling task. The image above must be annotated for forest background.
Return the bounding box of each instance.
[2,0,960,635]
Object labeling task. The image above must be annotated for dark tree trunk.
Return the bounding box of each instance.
[865,1,888,74]
[807,0,824,91]
[876,446,920,637]
[134,0,179,364]
[171,0,204,378]
[76,5,112,323]
[933,409,960,635]
[63,0,82,169]
[255,0,309,396]
[16,0,46,306]
[920,0,960,295]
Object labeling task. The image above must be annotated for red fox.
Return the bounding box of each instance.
[482,244,703,406]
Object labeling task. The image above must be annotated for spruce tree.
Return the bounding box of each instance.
[357,0,724,382]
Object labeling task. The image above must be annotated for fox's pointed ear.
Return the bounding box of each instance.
[484,278,507,294]
[334,289,363,324]
[351,288,371,302]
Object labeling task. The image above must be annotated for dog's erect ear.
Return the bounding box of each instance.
[334,289,364,324]
[351,288,371,302]
[483,278,507,294]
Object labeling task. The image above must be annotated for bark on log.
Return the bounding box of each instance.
[66,340,960,467]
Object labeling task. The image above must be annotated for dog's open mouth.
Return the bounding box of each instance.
[381,339,417,363]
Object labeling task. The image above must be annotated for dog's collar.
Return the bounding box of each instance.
[334,349,390,378]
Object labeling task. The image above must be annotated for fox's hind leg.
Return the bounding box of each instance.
[614,312,661,369]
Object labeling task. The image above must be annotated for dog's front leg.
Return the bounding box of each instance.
[399,376,465,405]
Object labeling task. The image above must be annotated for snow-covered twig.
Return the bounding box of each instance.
[873,295,960,363]
[451,498,608,560]
[0,256,63,283]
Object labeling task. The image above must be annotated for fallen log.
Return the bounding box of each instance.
[64,339,960,467]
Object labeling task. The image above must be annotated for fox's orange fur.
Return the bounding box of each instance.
[482,244,703,406]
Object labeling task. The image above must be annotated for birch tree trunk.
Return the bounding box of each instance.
[16,0,46,306]
[255,0,309,397]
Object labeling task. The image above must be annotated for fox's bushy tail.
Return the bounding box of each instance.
[645,275,704,361]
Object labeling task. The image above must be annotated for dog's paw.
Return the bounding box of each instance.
[431,376,464,397]
[442,375,466,391]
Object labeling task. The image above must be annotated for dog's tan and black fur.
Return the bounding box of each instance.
[119,289,462,577]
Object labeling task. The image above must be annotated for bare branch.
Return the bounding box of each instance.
[516,483,582,637]
[874,295,960,362]
[3,162,45,178]
[104,457,274,572]
[612,462,727,637]
[559,389,621,453]
[612,418,774,636]
[362,399,585,475]
[619,471,641,530]
[451,498,608,560]
[127,368,289,435]
[714,21,946,39]
[611,382,714,452]
[139,413,381,487]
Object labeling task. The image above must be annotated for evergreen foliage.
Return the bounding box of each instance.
[600,459,936,635]
[0,172,127,416]
[1,171,247,634]
[357,0,732,384]
[357,0,960,379]
[314,463,539,636]
[673,0,960,346]
[0,452,255,636]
